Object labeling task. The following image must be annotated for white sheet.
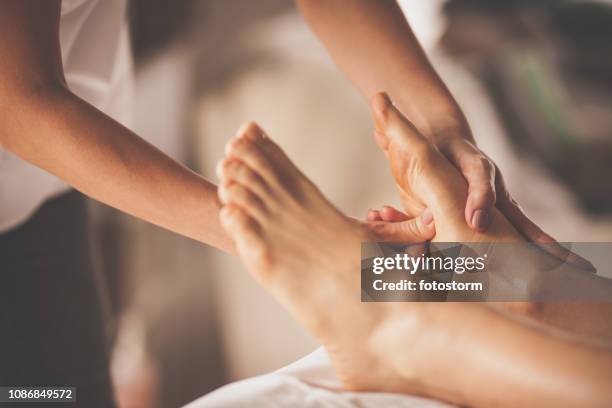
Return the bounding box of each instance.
[184,348,453,408]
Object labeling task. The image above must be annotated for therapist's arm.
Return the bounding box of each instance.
[296,0,593,271]
[0,0,234,253]
[298,0,463,142]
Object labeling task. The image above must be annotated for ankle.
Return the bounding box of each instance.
[368,305,433,379]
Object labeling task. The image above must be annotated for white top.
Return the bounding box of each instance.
[0,0,133,232]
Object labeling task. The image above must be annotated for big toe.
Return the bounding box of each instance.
[237,121,266,142]
[226,124,282,190]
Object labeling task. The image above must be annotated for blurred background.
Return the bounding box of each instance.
[88,0,612,406]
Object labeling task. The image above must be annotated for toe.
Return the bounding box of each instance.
[219,205,272,276]
[258,136,302,177]
[237,121,266,142]
[236,122,302,180]
[219,204,258,239]
[218,183,268,221]
[225,135,282,191]
[217,158,274,202]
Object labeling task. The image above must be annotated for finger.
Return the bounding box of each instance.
[498,195,596,273]
[459,153,496,232]
[465,183,495,233]
[367,209,383,222]
[380,205,410,222]
[438,139,497,232]
[366,212,435,244]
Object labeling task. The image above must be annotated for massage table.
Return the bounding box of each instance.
[184,348,453,408]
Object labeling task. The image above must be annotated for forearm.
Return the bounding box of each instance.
[297,0,470,142]
[528,258,612,341]
[452,306,612,407]
[2,86,234,253]
[375,304,612,407]
[484,242,612,341]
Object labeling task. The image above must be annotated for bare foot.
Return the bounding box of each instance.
[214,116,527,393]
[216,123,409,391]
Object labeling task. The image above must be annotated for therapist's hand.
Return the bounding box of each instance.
[380,134,595,272]
[435,137,497,232]
[362,206,435,244]
[437,137,594,271]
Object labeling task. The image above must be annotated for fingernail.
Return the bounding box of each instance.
[421,208,434,225]
[472,209,490,231]
[566,253,597,273]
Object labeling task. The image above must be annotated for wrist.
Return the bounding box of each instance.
[430,117,474,146]
[392,95,473,146]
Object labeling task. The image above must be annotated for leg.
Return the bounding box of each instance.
[371,302,612,407]
[216,120,612,405]
[0,191,116,408]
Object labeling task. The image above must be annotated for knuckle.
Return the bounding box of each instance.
[507,194,520,207]
[474,188,495,205]
[404,220,423,240]
[482,158,495,172]
[502,193,524,214]
[469,183,492,197]
[471,156,493,173]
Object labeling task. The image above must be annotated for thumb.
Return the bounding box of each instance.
[366,210,435,243]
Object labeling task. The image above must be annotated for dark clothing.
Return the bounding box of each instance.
[0,191,116,408]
